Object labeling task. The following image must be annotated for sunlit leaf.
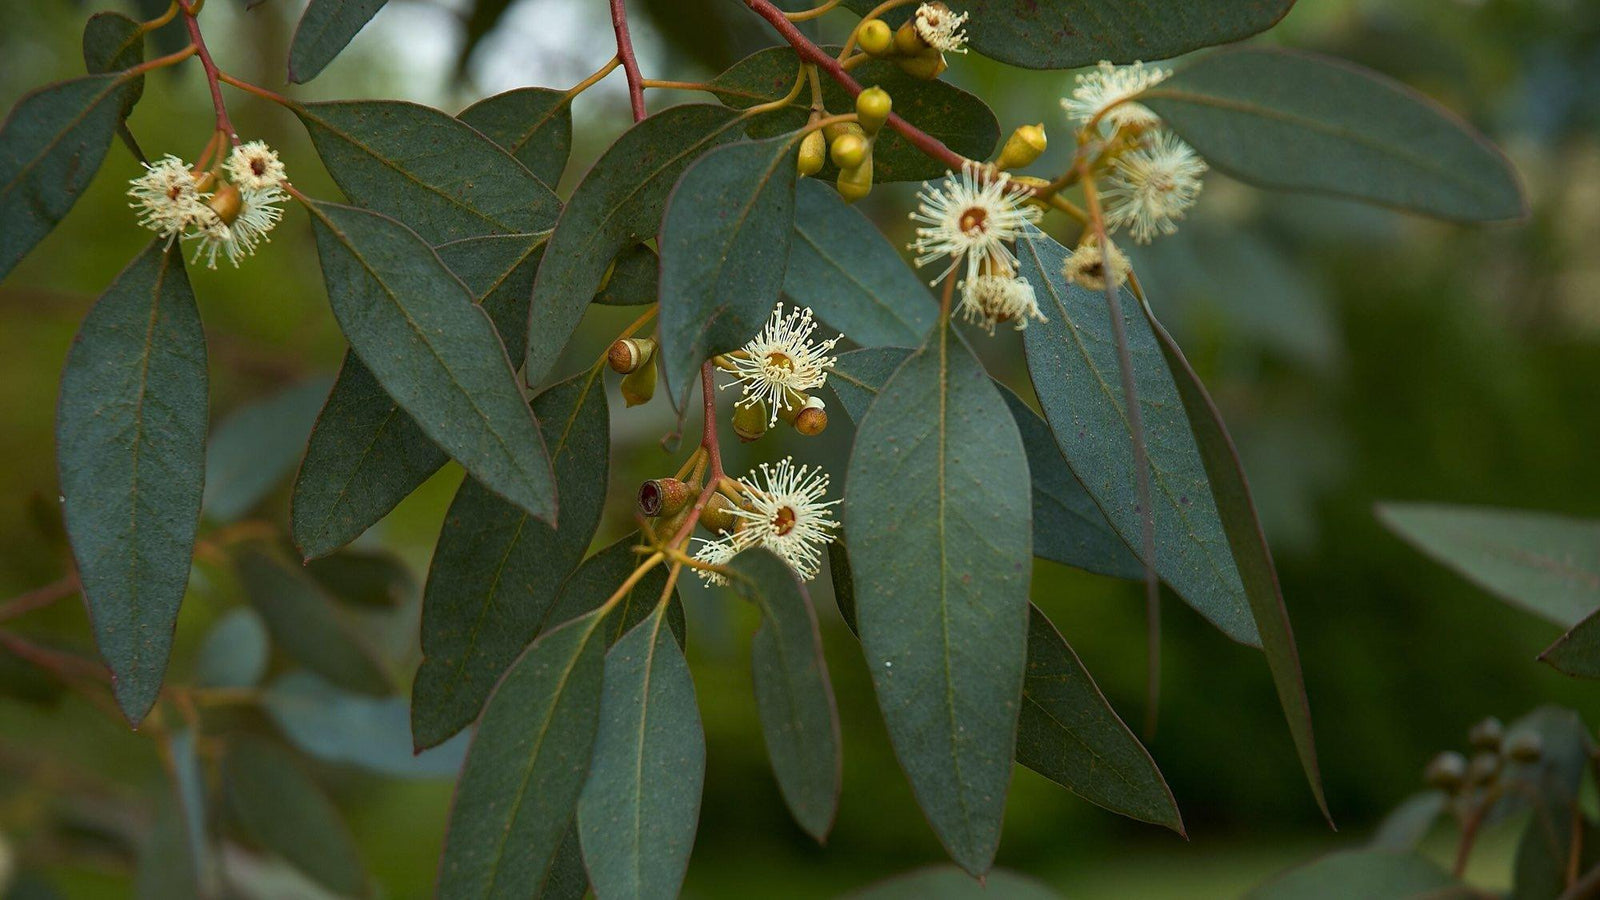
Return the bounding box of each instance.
[223,737,368,896]
[458,86,573,188]
[288,0,388,83]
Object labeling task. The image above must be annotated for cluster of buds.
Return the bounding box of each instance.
[1422,716,1544,818]
[799,86,893,203]
[855,3,968,80]
[127,140,289,268]
[607,336,659,407]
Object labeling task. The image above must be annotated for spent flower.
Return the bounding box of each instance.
[127,155,209,244]
[1061,61,1169,132]
[188,185,286,269]
[1061,235,1131,292]
[914,3,969,54]
[959,273,1045,334]
[1101,130,1207,243]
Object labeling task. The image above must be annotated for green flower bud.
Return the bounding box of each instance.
[608,337,657,374]
[996,123,1047,170]
[699,492,740,535]
[1468,717,1504,751]
[894,19,927,55]
[732,400,769,442]
[620,359,656,407]
[895,49,947,81]
[1423,751,1467,789]
[798,130,827,177]
[830,132,869,170]
[856,87,892,135]
[857,19,894,57]
[836,156,873,203]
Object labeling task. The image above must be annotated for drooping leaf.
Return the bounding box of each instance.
[784,180,937,347]
[710,46,998,182]
[840,0,1293,71]
[223,737,368,897]
[57,243,207,725]
[204,378,332,523]
[263,671,468,778]
[1377,503,1600,629]
[1540,611,1600,678]
[289,0,389,84]
[294,100,561,245]
[194,608,270,689]
[843,865,1063,900]
[1,73,138,280]
[525,104,745,384]
[733,549,842,842]
[577,604,705,900]
[541,533,687,648]
[1248,850,1465,900]
[1370,792,1446,851]
[1140,301,1328,820]
[458,87,574,188]
[658,135,799,411]
[844,324,1031,876]
[438,609,608,899]
[291,231,546,559]
[305,550,413,608]
[412,369,609,750]
[235,548,391,696]
[81,11,145,158]
[1017,608,1181,832]
[305,201,556,523]
[593,244,660,307]
[1016,226,1257,645]
[1140,48,1526,222]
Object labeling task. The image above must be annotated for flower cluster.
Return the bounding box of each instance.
[693,457,841,584]
[720,304,842,426]
[126,141,288,268]
[910,161,1045,333]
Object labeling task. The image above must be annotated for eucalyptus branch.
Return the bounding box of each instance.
[608,0,647,122]
[177,0,237,141]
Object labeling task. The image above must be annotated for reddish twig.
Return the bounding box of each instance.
[609,0,648,122]
[0,575,80,623]
[667,363,728,549]
[177,0,237,141]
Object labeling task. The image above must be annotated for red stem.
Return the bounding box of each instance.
[667,363,727,548]
[178,0,238,142]
[609,0,648,122]
[0,575,80,623]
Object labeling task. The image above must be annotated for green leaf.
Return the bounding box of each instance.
[168,728,217,894]
[289,0,389,84]
[844,324,1031,876]
[1370,792,1446,851]
[577,603,705,900]
[841,0,1292,71]
[235,547,392,696]
[81,11,145,159]
[0,73,137,279]
[291,232,546,559]
[784,180,937,348]
[263,671,468,778]
[458,87,573,188]
[1017,608,1181,832]
[205,378,332,523]
[1377,503,1600,628]
[306,201,556,523]
[734,549,842,843]
[295,100,561,245]
[828,348,1139,579]
[136,803,202,900]
[1017,226,1257,645]
[710,46,997,182]
[1140,48,1526,222]
[658,135,798,411]
[542,533,688,648]
[195,608,270,689]
[1248,850,1464,900]
[1139,302,1328,821]
[439,609,608,899]
[57,243,207,725]
[1540,612,1600,678]
[844,866,1062,900]
[593,244,659,307]
[412,369,609,750]
[223,737,368,896]
[525,104,746,384]
[305,549,413,608]
[539,828,589,900]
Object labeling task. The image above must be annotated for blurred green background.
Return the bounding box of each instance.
[3,0,1600,896]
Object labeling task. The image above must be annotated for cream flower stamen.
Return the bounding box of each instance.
[910,161,1041,290]
[1061,61,1170,132]
[691,535,740,587]
[188,186,286,269]
[1061,235,1131,292]
[959,273,1045,334]
[914,3,969,54]
[224,140,288,191]
[1101,130,1207,244]
[728,457,840,581]
[127,155,209,244]
[723,303,842,426]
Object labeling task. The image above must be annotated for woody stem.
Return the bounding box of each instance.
[177,0,237,141]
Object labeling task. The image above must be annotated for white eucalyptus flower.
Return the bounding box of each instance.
[959,273,1045,334]
[910,161,1041,290]
[127,155,209,244]
[914,3,969,54]
[729,457,840,581]
[224,140,288,191]
[1101,130,1207,243]
[1061,61,1170,132]
[1061,235,1131,292]
[691,535,740,587]
[723,303,842,426]
[187,186,286,269]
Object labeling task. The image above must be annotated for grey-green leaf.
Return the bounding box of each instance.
[1,74,137,279]
[1248,850,1465,900]
[1370,792,1446,851]
[235,548,392,696]
[57,243,207,725]
[195,608,270,689]
[412,369,608,750]
[658,135,798,411]
[1539,610,1600,678]
[525,104,745,384]
[81,11,145,157]
[844,324,1031,876]
[306,201,556,524]
[593,244,660,307]
[289,0,388,84]
[1017,226,1257,645]
[263,671,468,778]
[541,533,687,649]
[784,179,936,348]
[305,549,413,608]
[734,549,842,842]
[1017,608,1181,832]
[1141,48,1526,222]
[458,87,573,188]
[438,609,608,899]
[223,737,368,896]
[205,378,332,523]
[577,604,705,900]
[295,100,561,245]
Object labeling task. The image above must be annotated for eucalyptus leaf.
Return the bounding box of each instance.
[593,244,659,307]
[542,533,687,648]
[235,548,392,696]
[1370,792,1446,851]
[57,243,207,725]
[194,608,270,689]
[1248,850,1465,900]
[658,135,799,411]
[458,87,573,188]
[204,378,332,523]
[844,324,1031,876]
[1141,48,1526,222]
[81,11,144,159]
[168,729,216,894]
[288,0,389,83]
[264,671,468,778]
[223,737,368,897]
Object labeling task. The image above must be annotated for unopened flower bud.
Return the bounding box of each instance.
[1424,751,1467,789]
[1505,733,1543,763]
[207,181,243,226]
[774,390,808,425]
[856,87,892,136]
[620,360,656,407]
[699,492,740,535]
[830,132,869,170]
[894,19,928,55]
[997,123,1047,170]
[1468,717,1504,751]
[732,400,769,442]
[608,337,657,374]
[836,156,873,203]
[638,478,693,517]
[798,130,827,177]
[712,354,741,373]
[793,397,828,436]
[895,49,948,81]
[1467,752,1500,785]
[857,19,894,57]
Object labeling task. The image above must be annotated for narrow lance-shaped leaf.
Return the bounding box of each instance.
[1140,47,1526,222]
[204,377,332,523]
[305,201,556,523]
[235,548,392,696]
[289,0,389,84]
[223,737,369,897]
[458,87,574,188]
[1539,610,1600,679]
[577,603,705,900]
[658,135,799,411]
[57,243,207,725]
[844,323,1031,876]
[734,550,842,843]
[1138,298,1329,821]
